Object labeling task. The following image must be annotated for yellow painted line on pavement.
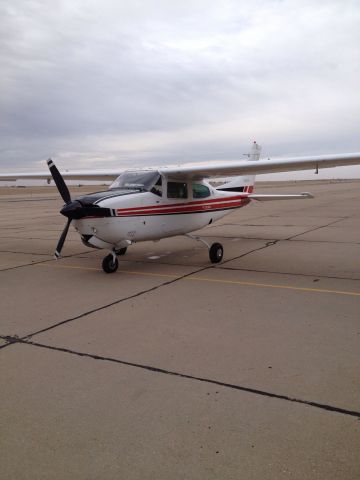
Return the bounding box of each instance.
[36,262,360,297]
[188,276,360,297]
[38,263,100,271]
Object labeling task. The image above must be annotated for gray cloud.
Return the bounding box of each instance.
[1,0,360,178]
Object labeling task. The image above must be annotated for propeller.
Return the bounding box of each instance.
[47,158,72,258]
[47,158,71,205]
[47,158,113,258]
[54,218,72,259]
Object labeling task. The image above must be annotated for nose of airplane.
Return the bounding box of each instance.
[60,198,112,220]
[60,200,84,219]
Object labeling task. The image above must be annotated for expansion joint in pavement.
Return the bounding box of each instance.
[4,335,360,420]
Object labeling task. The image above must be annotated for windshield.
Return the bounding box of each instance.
[109,171,160,191]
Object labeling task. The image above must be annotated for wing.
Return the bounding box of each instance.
[0,169,121,182]
[2,152,360,182]
[159,152,360,179]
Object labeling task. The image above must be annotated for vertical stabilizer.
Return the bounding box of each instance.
[216,141,261,192]
[249,141,262,161]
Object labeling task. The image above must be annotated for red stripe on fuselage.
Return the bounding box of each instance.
[116,198,250,217]
[116,194,246,213]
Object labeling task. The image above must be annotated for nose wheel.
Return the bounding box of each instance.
[102,253,119,273]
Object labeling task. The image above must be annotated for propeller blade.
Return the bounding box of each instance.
[47,158,71,205]
[54,218,71,259]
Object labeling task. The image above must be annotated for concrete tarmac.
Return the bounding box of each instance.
[0,180,359,479]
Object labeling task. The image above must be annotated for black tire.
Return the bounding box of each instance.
[102,254,119,273]
[115,247,127,256]
[209,242,224,263]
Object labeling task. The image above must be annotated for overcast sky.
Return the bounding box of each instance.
[1,0,360,178]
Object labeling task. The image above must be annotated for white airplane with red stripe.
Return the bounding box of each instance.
[2,142,360,273]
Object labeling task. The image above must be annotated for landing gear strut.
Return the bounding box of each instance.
[102,253,118,273]
[185,234,224,264]
[115,247,127,256]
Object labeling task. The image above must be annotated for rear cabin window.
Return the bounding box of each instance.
[192,183,211,198]
[167,181,188,199]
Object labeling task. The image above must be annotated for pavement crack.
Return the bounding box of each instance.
[218,240,279,266]
[4,243,277,340]
[0,250,93,272]
[286,217,349,241]
[288,238,360,245]
[0,335,18,350]
[8,337,360,420]
[22,244,278,340]
[17,242,279,340]
[0,257,55,272]
[0,250,51,256]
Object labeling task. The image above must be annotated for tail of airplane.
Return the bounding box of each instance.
[217,141,261,193]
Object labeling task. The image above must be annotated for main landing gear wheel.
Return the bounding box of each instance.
[209,242,224,263]
[102,254,119,273]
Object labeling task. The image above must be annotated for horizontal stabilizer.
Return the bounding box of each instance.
[248,192,313,201]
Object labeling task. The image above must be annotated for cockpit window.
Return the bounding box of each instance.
[151,176,162,197]
[109,171,160,192]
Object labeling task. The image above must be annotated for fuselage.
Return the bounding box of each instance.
[70,170,252,251]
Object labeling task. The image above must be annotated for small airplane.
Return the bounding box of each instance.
[1,142,360,273]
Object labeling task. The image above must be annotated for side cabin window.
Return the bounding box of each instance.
[192,183,211,198]
[167,181,188,199]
